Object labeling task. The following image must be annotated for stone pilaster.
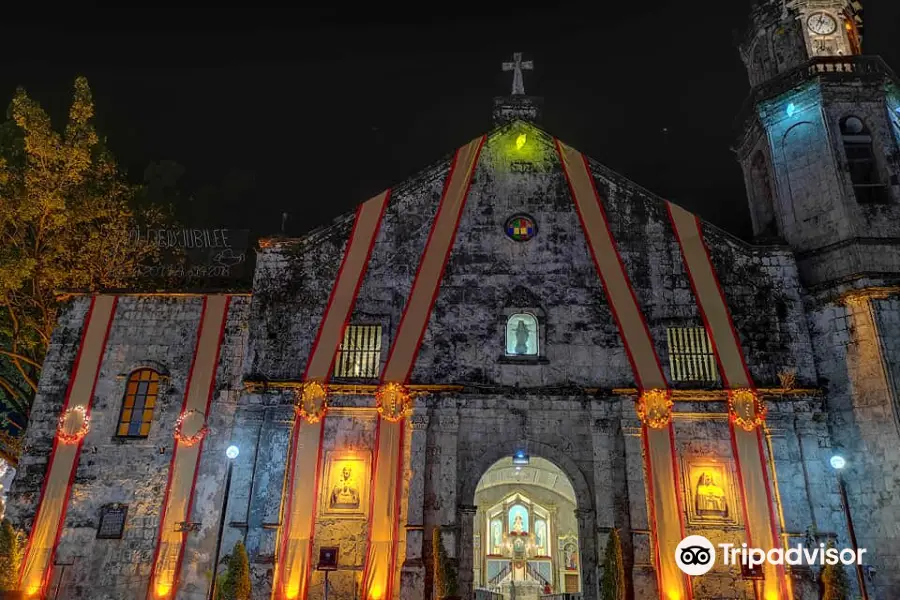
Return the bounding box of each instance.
[621,416,658,600]
[400,409,429,600]
[457,503,478,600]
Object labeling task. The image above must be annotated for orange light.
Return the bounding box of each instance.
[369,584,384,600]
[156,583,171,598]
[285,584,299,600]
[26,585,41,597]
[666,590,682,600]
[845,22,852,30]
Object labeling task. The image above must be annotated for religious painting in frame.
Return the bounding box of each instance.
[681,459,741,527]
[319,451,371,519]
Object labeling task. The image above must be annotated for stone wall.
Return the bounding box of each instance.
[7,295,250,600]
[808,294,900,598]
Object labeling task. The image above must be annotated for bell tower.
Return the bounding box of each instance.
[735,3,900,597]
[735,0,900,286]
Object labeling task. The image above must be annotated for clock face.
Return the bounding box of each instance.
[807,12,838,35]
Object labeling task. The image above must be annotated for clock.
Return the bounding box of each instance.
[807,12,838,36]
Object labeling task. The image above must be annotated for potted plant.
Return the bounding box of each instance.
[433,527,460,600]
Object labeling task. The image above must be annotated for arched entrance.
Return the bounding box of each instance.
[471,456,583,599]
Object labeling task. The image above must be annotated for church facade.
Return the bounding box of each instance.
[8,2,900,599]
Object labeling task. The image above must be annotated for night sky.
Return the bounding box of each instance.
[3,3,900,242]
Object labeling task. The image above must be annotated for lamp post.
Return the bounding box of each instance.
[209,445,239,600]
[830,454,869,600]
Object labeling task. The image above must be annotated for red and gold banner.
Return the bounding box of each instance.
[557,141,689,600]
[273,191,389,600]
[147,295,231,600]
[667,201,788,600]
[19,295,118,598]
[361,135,485,600]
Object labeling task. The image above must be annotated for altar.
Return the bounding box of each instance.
[473,457,582,596]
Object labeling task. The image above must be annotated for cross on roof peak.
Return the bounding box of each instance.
[501,52,533,96]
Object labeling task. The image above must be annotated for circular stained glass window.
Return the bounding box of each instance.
[505,214,537,242]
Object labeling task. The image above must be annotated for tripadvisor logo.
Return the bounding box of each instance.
[675,535,867,576]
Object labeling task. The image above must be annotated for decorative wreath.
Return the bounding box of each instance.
[728,388,767,432]
[375,382,412,422]
[636,388,674,429]
[294,381,329,423]
[174,409,209,446]
[57,405,90,444]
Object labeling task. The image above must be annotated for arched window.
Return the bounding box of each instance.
[841,116,889,204]
[749,150,776,236]
[506,313,539,356]
[116,369,161,438]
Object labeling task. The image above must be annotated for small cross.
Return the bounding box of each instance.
[502,52,533,96]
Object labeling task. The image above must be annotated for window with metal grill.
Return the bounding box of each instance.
[97,504,128,539]
[666,327,718,382]
[116,368,160,438]
[333,325,383,379]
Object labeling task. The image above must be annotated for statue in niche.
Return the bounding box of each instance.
[695,472,727,517]
[491,520,502,554]
[563,543,578,571]
[535,520,547,555]
[330,466,360,509]
[512,513,525,534]
[514,319,530,354]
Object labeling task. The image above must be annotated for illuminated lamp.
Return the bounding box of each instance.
[830,455,846,470]
[156,583,172,598]
[512,450,529,466]
[786,103,797,117]
[516,133,527,149]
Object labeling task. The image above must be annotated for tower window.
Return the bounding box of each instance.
[750,151,776,236]
[333,324,382,379]
[840,116,889,204]
[505,313,539,356]
[666,327,718,382]
[97,504,128,539]
[116,369,160,438]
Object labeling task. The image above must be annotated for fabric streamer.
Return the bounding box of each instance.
[667,201,788,600]
[557,141,690,600]
[147,295,231,600]
[273,191,389,600]
[361,135,485,600]
[19,295,118,599]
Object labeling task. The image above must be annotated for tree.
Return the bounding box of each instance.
[432,527,459,600]
[0,518,24,590]
[820,539,850,600]
[215,541,251,600]
[0,76,164,438]
[600,528,625,600]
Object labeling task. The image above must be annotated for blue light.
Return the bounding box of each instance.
[512,451,530,466]
[786,103,797,117]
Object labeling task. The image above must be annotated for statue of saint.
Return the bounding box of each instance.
[535,521,546,554]
[330,465,360,509]
[514,319,530,354]
[491,520,502,554]
[696,472,727,516]
[563,544,578,570]
[512,513,526,533]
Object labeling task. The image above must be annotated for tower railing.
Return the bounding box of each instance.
[735,55,899,136]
